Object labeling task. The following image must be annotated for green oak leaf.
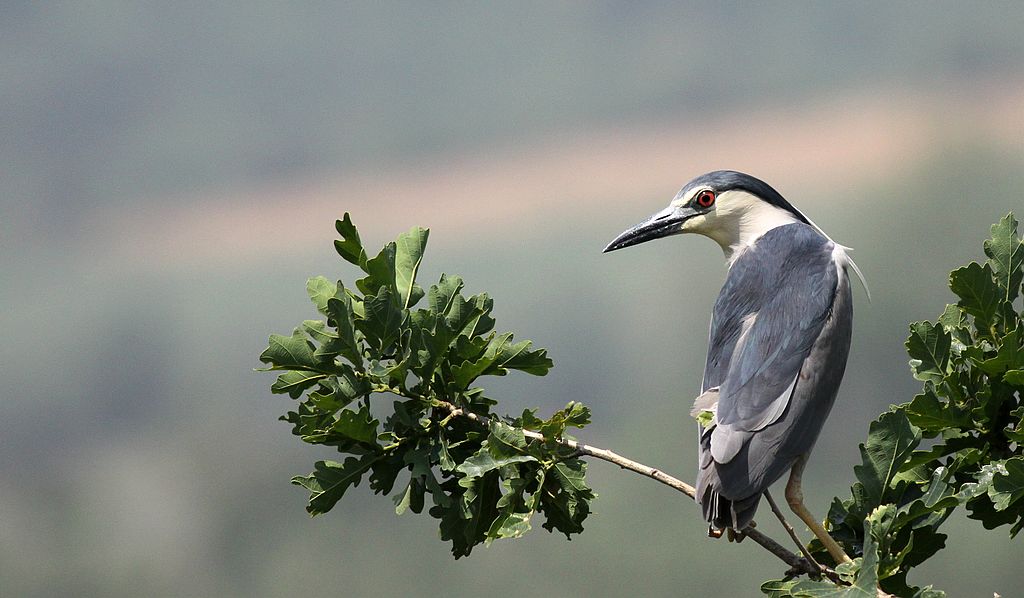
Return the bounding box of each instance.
[539,401,592,439]
[906,321,951,383]
[898,527,948,573]
[368,453,404,496]
[984,212,1023,301]
[332,404,380,446]
[517,408,544,431]
[445,294,485,339]
[949,262,1001,331]
[428,273,464,314]
[410,293,488,380]
[487,510,532,542]
[271,370,327,399]
[293,456,380,515]
[407,445,451,511]
[302,318,335,345]
[334,213,368,268]
[395,226,428,308]
[358,285,406,352]
[456,446,537,484]
[977,329,1022,375]
[259,328,330,372]
[989,457,1024,511]
[309,368,369,412]
[357,240,397,299]
[306,276,339,315]
[487,421,529,455]
[760,578,799,597]
[466,293,496,338]
[895,467,958,537]
[694,409,715,428]
[443,468,503,559]
[500,342,553,375]
[437,433,457,472]
[904,391,969,433]
[450,333,506,388]
[486,468,546,544]
[393,477,425,515]
[937,303,967,332]
[324,288,363,368]
[452,333,552,388]
[540,458,595,537]
[854,411,921,507]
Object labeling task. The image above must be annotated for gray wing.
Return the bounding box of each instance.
[701,225,838,464]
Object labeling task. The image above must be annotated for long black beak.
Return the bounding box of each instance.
[603,205,698,252]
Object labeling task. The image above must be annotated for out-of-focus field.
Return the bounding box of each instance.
[3,4,1024,597]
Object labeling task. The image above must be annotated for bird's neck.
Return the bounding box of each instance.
[700,191,805,265]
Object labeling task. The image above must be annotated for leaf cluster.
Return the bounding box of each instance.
[765,213,1024,597]
[259,214,595,557]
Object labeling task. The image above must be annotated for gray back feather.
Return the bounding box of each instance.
[696,222,851,529]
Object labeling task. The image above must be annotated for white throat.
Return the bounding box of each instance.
[679,190,802,264]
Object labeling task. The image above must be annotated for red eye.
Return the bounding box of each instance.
[695,190,716,208]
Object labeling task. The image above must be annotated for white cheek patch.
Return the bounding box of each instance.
[681,213,709,233]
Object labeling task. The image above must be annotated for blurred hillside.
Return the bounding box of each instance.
[3,4,1024,597]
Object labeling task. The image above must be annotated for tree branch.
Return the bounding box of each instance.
[432,399,827,578]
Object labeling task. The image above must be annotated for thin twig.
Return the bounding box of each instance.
[432,399,828,578]
[765,490,818,566]
[764,490,835,581]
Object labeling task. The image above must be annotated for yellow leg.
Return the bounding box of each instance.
[785,455,851,564]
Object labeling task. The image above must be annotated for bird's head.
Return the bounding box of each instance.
[603,170,811,260]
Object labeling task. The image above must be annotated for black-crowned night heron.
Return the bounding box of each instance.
[604,170,865,564]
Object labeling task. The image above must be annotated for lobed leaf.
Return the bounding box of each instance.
[308,369,368,413]
[358,241,398,299]
[854,411,921,507]
[903,391,969,434]
[989,457,1024,511]
[394,226,429,308]
[271,370,327,399]
[260,328,332,372]
[358,286,406,353]
[487,510,532,542]
[906,321,951,383]
[324,289,363,368]
[393,478,425,515]
[332,404,380,446]
[538,401,592,439]
[306,276,339,315]
[334,213,367,268]
[540,458,595,537]
[949,262,1001,331]
[428,273,464,314]
[1004,369,1024,386]
[293,456,379,515]
[984,213,1023,302]
[976,329,1022,376]
[456,446,537,483]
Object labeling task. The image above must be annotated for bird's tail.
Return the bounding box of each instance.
[696,430,761,531]
[699,482,761,532]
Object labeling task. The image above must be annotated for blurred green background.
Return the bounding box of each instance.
[4,3,1024,596]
